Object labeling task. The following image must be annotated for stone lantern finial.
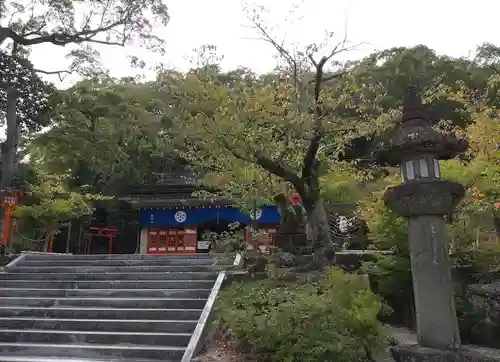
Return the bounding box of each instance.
[402,82,425,123]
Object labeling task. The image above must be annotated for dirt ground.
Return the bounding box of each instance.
[192,338,248,362]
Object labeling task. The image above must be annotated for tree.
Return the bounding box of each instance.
[13,170,101,252]
[163,11,382,270]
[334,44,500,162]
[0,0,170,195]
[29,79,176,195]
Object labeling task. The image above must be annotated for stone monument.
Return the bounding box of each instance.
[374,84,500,361]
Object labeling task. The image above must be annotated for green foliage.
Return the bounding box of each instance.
[0,51,53,131]
[200,222,246,253]
[14,171,103,237]
[216,268,385,362]
[320,164,365,204]
[30,79,176,194]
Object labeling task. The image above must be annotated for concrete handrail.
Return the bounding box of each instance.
[20,251,74,255]
[181,270,226,361]
[4,251,74,272]
[4,253,27,271]
[181,252,241,361]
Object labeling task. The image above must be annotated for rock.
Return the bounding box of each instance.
[274,252,298,267]
[334,251,377,272]
[391,344,500,362]
[468,283,500,325]
[297,254,313,265]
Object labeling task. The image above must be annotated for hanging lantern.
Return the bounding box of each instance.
[289,193,302,205]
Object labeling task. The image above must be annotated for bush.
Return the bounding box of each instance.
[215,268,386,362]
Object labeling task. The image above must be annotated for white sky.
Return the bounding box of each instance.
[28,0,500,89]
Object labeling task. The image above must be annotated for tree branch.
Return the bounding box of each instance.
[200,122,301,187]
[33,68,73,81]
[302,37,359,180]
[0,16,130,48]
[245,14,299,91]
[308,70,349,84]
[253,150,301,186]
[302,55,328,179]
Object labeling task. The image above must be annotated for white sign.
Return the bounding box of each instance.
[249,208,262,220]
[197,240,211,250]
[174,211,187,223]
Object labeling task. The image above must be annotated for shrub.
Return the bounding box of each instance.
[216,268,385,362]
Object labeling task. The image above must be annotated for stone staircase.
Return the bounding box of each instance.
[0,253,227,361]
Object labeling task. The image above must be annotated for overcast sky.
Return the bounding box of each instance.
[25,0,500,88]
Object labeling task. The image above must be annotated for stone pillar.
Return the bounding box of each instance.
[407,215,460,348]
[385,179,465,349]
[374,83,468,352]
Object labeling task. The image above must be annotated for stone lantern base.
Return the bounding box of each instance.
[391,344,500,362]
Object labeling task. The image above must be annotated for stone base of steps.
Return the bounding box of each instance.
[0,306,204,320]
[0,342,185,360]
[0,253,230,361]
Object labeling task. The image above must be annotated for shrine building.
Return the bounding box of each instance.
[124,172,282,254]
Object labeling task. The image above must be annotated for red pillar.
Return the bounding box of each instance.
[1,205,11,248]
[48,234,54,253]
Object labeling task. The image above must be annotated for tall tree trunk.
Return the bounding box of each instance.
[0,87,20,245]
[1,87,20,190]
[281,168,336,270]
[300,192,336,270]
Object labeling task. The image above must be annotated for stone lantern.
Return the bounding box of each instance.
[374,84,468,351]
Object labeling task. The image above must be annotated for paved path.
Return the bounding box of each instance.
[374,326,417,362]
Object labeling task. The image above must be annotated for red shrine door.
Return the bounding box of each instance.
[147,228,197,254]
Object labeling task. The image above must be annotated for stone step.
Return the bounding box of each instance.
[0,317,198,333]
[9,265,219,273]
[0,306,203,320]
[0,306,202,321]
[0,329,192,347]
[0,357,171,362]
[19,259,215,267]
[23,253,213,261]
[0,342,185,360]
[0,288,211,298]
[0,271,218,281]
[0,280,215,289]
[0,297,207,309]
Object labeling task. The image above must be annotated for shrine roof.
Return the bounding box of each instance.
[122,196,234,209]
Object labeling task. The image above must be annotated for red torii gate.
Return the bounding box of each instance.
[83,226,118,254]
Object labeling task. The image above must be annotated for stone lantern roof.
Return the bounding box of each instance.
[374,84,468,166]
